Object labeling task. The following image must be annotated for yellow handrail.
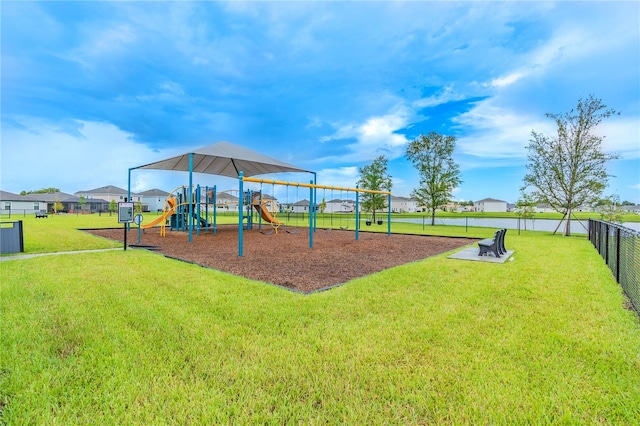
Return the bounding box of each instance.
[241,176,391,195]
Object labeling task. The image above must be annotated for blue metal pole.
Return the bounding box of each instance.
[196,184,201,236]
[313,172,317,232]
[387,193,391,236]
[188,153,193,243]
[238,172,244,256]
[203,185,208,233]
[213,185,217,235]
[309,180,314,249]
[355,187,359,241]
[127,168,132,231]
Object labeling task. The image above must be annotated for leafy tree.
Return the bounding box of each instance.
[523,95,619,236]
[20,187,60,195]
[318,197,327,214]
[515,190,536,230]
[357,155,392,223]
[406,132,462,225]
[53,199,63,214]
[598,194,624,223]
[78,195,87,212]
[108,200,117,215]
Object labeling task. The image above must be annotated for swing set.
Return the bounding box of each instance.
[238,172,392,257]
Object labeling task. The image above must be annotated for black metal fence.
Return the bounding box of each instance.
[589,219,640,315]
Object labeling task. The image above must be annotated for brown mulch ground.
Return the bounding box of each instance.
[86,225,476,293]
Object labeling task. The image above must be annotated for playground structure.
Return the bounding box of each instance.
[238,172,391,256]
[136,175,392,257]
[141,185,216,236]
[140,184,288,236]
[127,142,392,256]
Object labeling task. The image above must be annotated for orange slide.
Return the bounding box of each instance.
[141,198,177,229]
[252,194,283,225]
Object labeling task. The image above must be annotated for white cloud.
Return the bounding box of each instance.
[316,166,359,189]
[597,119,640,159]
[486,72,525,89]
[63,23,138,69]
[453,99,553,159]
[482,30,585,90]
[0,119,179,194]
[135,80,186,103]
[413,86,463,108]
[320,106,411,163]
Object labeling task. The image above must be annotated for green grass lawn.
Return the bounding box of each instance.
[1,215,639,424]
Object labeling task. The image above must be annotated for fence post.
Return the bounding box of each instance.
[605,223,609,265]
[615,227,621,283]
[18,220,24,252]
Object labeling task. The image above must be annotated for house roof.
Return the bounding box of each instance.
[475,198,507,203]
[21,191,78,202]
[76,185,131,195]
[138,188,170,196]
[258,193,277,200]
[132,141,313,178]
[0,190,22,201]
[216,192,239,201]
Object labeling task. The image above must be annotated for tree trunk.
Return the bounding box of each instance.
[564,207,572,236]
[431,208,436,226]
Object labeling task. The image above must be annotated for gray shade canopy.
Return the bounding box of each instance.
[133,141,313,178]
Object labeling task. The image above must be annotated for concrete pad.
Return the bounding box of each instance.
[448,247,515,264]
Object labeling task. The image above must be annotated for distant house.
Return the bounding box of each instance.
[535,203,556,213]
[0,190,109,214]
[621,205,640,214]
[390,196,418,213]
[474,198,508,213]
[139,188,170,212]
[253,193,278,213]
[23,191,109,213]
[324,199,355,213]
[75,185,142,204]
[289,199,315,214]
[214,191,240,212]
[0,190,47,215]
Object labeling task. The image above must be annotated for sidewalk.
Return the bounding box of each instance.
[0,248,123,262]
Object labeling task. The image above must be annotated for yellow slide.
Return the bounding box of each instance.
[141,198,177,229]
[252,194,283,225]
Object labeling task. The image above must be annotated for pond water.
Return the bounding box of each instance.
[389,217,640,234]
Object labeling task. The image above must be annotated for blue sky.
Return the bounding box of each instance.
[2,1,639,204]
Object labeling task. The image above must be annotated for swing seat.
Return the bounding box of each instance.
[377,220,383,225]
[365,221,372,226]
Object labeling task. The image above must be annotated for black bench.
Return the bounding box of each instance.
[35,210,48,218]
[478,229,507,258]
